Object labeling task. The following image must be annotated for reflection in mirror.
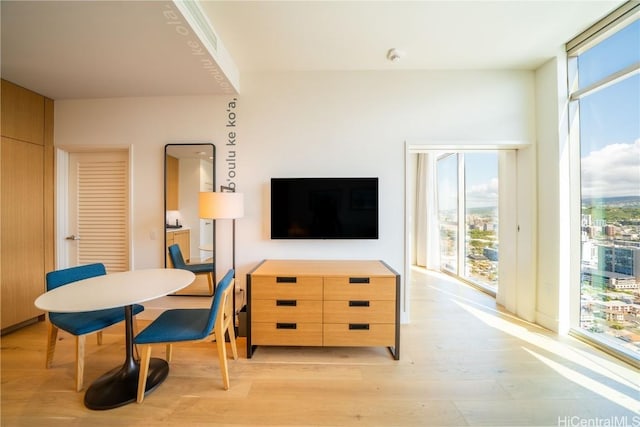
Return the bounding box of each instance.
[164,143,215,296]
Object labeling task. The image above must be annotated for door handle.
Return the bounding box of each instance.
[65,235,81,240]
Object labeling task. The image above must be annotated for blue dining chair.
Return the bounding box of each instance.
[45,263,145,391]
[134,269,238,403]
[167,243,214,294]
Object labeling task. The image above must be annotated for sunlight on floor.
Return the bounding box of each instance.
[447,296,639,412]
[523,348,639,414]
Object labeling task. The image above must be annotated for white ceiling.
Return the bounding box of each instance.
[1,0,624,100]
[1,0,237,99]
[202,0,623,71]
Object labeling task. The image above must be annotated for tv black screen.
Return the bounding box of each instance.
[271,178,379,239]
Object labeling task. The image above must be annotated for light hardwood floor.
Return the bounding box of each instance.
[2,268,638,426]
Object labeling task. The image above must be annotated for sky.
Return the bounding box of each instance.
[437,153,498,211]
[579,19,640,199]
[465,153,498,209]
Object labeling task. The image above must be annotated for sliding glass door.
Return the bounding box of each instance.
[437,152,499,292]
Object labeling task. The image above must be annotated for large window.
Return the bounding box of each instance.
[568,3,639,360]
[436,152,499,291]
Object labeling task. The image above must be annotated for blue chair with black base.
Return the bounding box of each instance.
[45,263,145,391]
[134,269,238,403]
[168,243,214,294]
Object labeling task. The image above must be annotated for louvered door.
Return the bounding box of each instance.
[68,151,129,272]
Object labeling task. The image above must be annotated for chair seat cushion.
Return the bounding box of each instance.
[134,308,211,344]
[182,263,213,274]
[49,304,144,336]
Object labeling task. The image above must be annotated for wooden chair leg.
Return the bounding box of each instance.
[227,321,238,360]
[75,335,86,392]
[137,345,152,403]
[207,272,213,295]
[45,323,58,368]
[165,344,173,363]
[215,332,230,390]
[222,290,238,361]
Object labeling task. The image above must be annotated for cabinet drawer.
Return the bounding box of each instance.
[252,299,322,323]
[252,322,322,346]
[323,323,395,347]
[251,276,322,300]
[323,300,395,324]
[324,277,396,300]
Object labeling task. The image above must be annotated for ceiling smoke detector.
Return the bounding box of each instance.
[386,48,405,62]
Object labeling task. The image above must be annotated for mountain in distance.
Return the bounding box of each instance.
[582,196,640,207]
[467,206,497,216]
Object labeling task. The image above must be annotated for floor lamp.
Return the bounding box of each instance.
[199,191,244,327]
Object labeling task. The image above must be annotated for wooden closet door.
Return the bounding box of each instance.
[1,137,45,329]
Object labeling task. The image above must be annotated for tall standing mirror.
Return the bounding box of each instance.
[164,143,215,296]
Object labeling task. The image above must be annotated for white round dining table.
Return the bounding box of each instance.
[35,268,195,410]
[35,268,195,313]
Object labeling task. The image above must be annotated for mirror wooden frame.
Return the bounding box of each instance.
[164,143,216,296]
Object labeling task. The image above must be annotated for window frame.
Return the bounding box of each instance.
[566,1,640,367]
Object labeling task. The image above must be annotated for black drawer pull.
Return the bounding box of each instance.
[349,277,370,284]
[349,300,370,307]
[276,276,297,283]
[276,322,297,329]
[276,299,297,307]
[349,323,370,330]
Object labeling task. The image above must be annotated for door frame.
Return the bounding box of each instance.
[55,146,133,270]
[404,140,528,324]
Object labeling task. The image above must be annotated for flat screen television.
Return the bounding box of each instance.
[271,177,378,239]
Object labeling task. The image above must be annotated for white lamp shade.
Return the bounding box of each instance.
[199,192,244,219]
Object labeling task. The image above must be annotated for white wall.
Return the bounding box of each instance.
[55,96,236,271]
[535,52,571,333]
[55,69,536,319]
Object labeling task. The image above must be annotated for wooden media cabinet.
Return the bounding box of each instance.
[246,259,400,359]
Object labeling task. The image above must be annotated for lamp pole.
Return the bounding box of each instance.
[199,191,243,334]
[232,217,237,331]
